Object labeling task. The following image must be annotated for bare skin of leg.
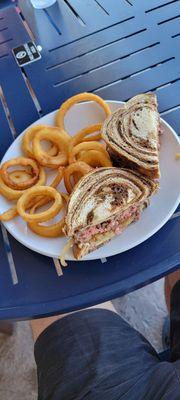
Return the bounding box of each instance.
[30,301,117,342]
[31,269,180,342]
[165,269,180,312]
[0,321,14,335]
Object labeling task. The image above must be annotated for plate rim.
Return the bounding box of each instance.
[1,100,180,261]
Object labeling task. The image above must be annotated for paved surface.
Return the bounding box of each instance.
[113,278,167,351]
[0,278,167,400]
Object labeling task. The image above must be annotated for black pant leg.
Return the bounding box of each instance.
[170,280,180,361]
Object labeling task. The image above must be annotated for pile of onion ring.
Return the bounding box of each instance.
[0,92,112,256]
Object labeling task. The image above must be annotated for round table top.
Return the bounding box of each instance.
[0,0,179,319]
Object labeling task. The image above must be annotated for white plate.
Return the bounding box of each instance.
[1,101,180,260]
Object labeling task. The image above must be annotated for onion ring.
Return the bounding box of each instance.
[32,129,69,168]
[78,150,112,168]
[17,186,62,223]
[68,141,108,164]
[22,125,62,158]
[1,157,40,190]
[56,93,111,131]
[73,171,82,184]
[0,169,63,222]
[9,170,32,185]
[28,193,69,237]
[71,124,102,147]
[28,167,65,211]
[0,167,46,201]
[0,206,18,221]
[64,161,92,193]
[50,167,64,188]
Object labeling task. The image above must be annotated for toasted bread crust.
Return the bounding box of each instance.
[64,167,158,236]
[73,238,112,260]
[107,147,160,179]
[102,93,160,179]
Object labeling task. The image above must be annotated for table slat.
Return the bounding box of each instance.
[0,98,13,159]
[0,1,179,319]
[95,59,179,101]
[0,217,179,319]
[0,55,39,135]
[0,225,15,289]
[163,110,180,135]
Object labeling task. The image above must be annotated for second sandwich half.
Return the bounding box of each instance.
[63,167,158,260]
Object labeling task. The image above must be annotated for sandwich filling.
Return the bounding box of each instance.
[63,167,158,260]
[73,202,146,248]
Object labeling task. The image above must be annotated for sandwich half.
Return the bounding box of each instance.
[63,167,158,260]
[102,93,161,179]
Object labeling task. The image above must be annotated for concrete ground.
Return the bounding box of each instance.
[0,278,167,400]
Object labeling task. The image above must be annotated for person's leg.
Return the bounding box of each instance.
[30,301,116,342]
[165,275,171,313]
[165,269,180,313]
[31,269,180,343]
[165,268,180,362]
[33,307,161,400]
[31,276,180,400]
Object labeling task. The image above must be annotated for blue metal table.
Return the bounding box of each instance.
[0,0,179,320]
